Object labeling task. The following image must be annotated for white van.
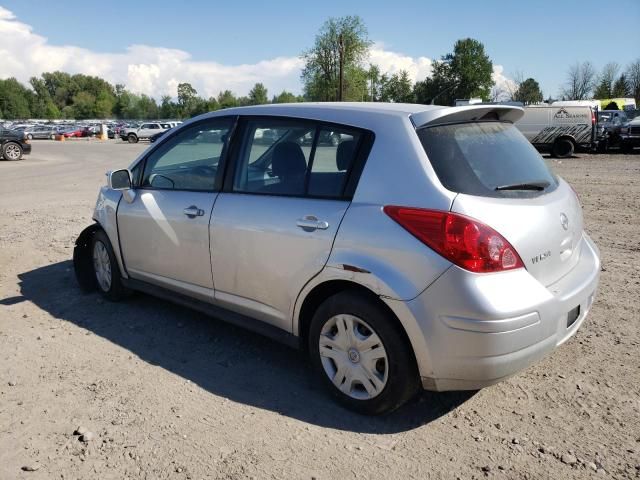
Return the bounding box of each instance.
[515,105,597,158]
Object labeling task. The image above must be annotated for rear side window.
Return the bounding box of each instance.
[417,122,557,197]
[232,119,363,198]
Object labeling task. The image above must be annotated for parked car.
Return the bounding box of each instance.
[619,116,640,152]
[74,103,600,414]
[596,110,629,151]
[515,105,598,157]
[121,122,169,143]
[1,127,31,160]
[62,128,84,138]
[22,125,57,140]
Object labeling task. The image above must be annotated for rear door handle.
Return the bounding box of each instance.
[183,205,205,218]
[296,215,329,231]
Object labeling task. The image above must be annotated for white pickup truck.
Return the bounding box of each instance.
[121,122,171,143]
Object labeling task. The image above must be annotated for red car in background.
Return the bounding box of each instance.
[62,128,83,138]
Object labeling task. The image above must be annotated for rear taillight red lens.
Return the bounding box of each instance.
[383,206,524,273]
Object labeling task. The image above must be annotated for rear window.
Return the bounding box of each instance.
[417,121,557,197]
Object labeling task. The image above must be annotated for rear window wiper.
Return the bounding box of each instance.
[495,181,550,191]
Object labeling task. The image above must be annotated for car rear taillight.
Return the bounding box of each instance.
[592,111,596,125]
[383,206,524,273]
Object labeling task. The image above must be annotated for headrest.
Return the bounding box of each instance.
[336,140,355,171]
[272,141,307,177]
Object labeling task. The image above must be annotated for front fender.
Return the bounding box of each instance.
[92,186,127,278]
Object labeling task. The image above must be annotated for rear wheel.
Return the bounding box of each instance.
[128,133,138,144]
[308,291,419,415]
[2,142,23,161]
[91,230,128,301]
[552,138,574,158]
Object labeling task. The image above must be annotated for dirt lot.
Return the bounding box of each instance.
[0,140,639,479]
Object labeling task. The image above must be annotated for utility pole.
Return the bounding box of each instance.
[338,34,344,102]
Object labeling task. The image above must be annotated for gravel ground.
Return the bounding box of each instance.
[0,140,639,479]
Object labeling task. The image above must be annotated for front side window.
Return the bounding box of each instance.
[233,119,362,198]
[141,118,232,191]
[418,121,557,197]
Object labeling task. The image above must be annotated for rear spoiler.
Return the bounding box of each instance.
[411,105,525,129]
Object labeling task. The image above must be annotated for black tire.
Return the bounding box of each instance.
[128,133,138,144]
[2,142,24,161]
[552,138,574,158]
[597,138,609,153]
[621,142,633,154]
[308,291,419,415]
[91,230,128,301]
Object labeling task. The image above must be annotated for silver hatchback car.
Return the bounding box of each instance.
[74,103,600,415]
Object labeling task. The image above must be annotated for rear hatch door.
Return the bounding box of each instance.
[415,112,583,286]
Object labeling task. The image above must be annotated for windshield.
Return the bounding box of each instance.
[417,121,557,197]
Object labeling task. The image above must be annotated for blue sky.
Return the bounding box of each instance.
[1,0,639,99]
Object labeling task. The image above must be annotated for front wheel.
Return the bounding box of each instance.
[91,230,128,301]
[2,142,23,161]
[128,134,138,144]
[308,291,419,415]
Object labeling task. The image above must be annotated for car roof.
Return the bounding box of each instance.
[219,102,445,117]
[190,102,523,130]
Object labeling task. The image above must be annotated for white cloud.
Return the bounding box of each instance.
[0,7,303,98]
[492,64,518,101]
[0,7,513,101]
[368,43,433,82]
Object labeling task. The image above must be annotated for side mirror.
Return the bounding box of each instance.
[108,169,132,190]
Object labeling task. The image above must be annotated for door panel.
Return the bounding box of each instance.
[118,190,217,301]
[117,117,233,300]
[210,194,349,330]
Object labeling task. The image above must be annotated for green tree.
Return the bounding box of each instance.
[177,82,198,117]
[301,15,371,101]
[205,96,219,112]
[594,62,620,99]
[381,70,414,103]
[413,38,494,105]
[414,61,454,105]
[0,78,32,119]
[612,74,629,98]
[94,90,114,118]
[29,77,60,118]
[248,83,269,105]
[72,91,96,119]
[159,95,179,118]
[272,91,300,103]
[447,38,494,102]
[513,77,543,104]
[217,90,238,109]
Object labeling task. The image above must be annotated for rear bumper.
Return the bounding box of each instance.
[389,233,600,391]
[22,143,32,155]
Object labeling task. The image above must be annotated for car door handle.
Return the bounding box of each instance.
[183,206,205,218]
[296,215,329,231]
